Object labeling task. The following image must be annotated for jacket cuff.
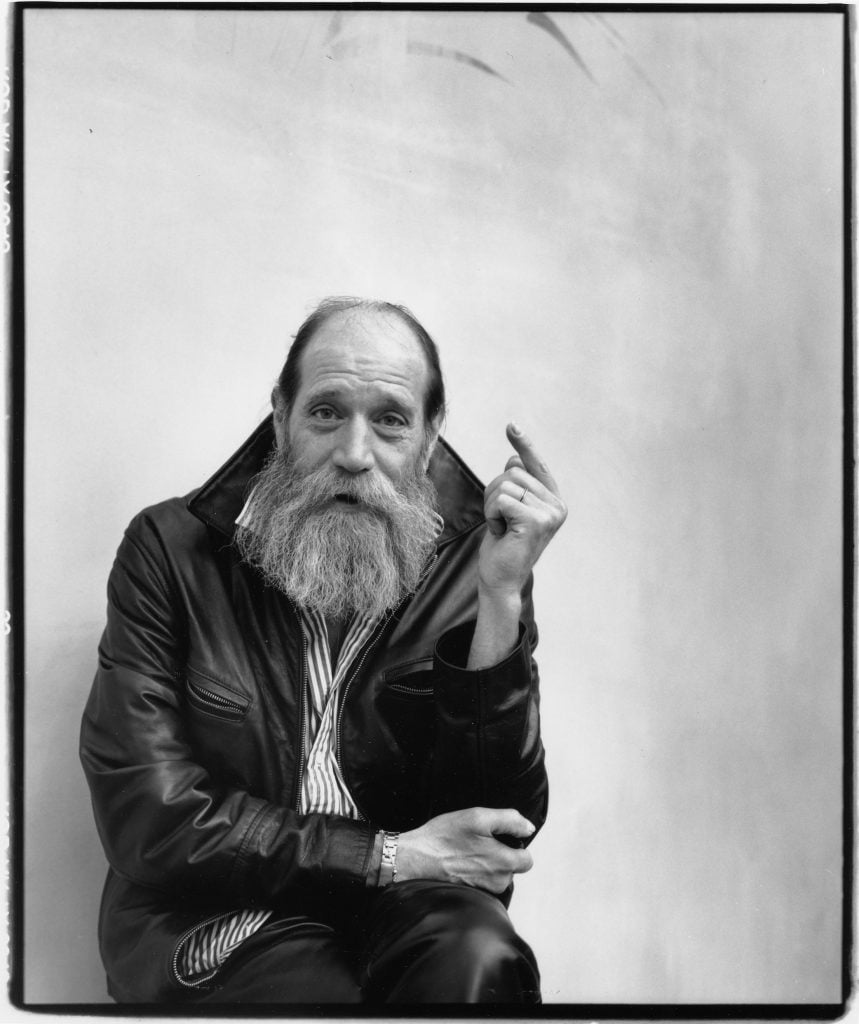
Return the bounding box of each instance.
[433,619,532,720]
[365,829,384,887]
[254,812,378,898]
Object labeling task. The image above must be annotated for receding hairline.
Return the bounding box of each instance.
[303,309,436,378]
[276,296,447,427]
[301,302,430,362]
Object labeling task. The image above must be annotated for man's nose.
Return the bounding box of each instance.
[332,419,375,474]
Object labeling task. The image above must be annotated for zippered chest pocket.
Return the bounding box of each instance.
[185,666,251,722]
[383,657,435,697]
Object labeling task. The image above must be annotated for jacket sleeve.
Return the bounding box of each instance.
[79,514,376,904]
[429,576,548,833]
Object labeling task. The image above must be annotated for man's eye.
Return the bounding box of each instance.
[311,406,337,421]
[379,414,406,428]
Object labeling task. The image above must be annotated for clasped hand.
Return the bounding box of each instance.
[396,807,535,894]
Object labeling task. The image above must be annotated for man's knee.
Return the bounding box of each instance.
[364,881,540,1002]
[424,886,536,976]
[413,883,519,951]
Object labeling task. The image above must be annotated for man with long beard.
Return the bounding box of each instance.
[80,297,567,1005]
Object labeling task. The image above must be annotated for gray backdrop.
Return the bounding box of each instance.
[23,8,843,1005]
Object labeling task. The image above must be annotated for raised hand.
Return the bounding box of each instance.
[467,424,567,669]
[396,807,535,894]
[479,423,567,597]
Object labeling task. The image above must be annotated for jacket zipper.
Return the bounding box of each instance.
[388,681,434,696]
[335,555,438,819]
[187,680,246,715]
[171,911,238,988]
[173,912,334,988]
[291,604,309,810]
[334,609,395,821]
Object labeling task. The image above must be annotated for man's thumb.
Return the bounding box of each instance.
[488,808,536,840]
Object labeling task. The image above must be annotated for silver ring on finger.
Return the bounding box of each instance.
[518,487,528,503]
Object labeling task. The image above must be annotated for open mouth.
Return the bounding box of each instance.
[334,493,359,505]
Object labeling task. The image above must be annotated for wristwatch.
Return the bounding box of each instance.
[379,830,399,886]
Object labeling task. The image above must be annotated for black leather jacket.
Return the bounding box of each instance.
[80,418,548,1001]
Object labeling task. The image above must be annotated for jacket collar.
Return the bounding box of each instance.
[187,414,486,549]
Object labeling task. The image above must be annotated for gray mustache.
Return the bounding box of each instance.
[304,470,402,510]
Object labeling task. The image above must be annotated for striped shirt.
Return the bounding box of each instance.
[177,608,381,984]
[297,607,379,817]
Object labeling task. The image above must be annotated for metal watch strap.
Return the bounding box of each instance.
[379,830,399,886]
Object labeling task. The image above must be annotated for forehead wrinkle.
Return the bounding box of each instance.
[303,364,421,397]
[298,310,429,410]
[302,378,419,415]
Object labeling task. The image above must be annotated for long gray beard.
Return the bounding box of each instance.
[235,444,441,621]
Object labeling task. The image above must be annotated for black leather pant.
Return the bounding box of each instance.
[182,880,541,1005]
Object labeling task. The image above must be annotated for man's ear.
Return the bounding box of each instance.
[271,387,288,449]
[423,413,444,470]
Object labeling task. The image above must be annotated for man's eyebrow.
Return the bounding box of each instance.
[302,386,418,416]
[373,394,417,417]
[301,387,344,407]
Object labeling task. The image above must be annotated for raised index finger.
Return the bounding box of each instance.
[506,422,560,495]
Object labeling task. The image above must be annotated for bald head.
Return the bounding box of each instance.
[274,297,446,430]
